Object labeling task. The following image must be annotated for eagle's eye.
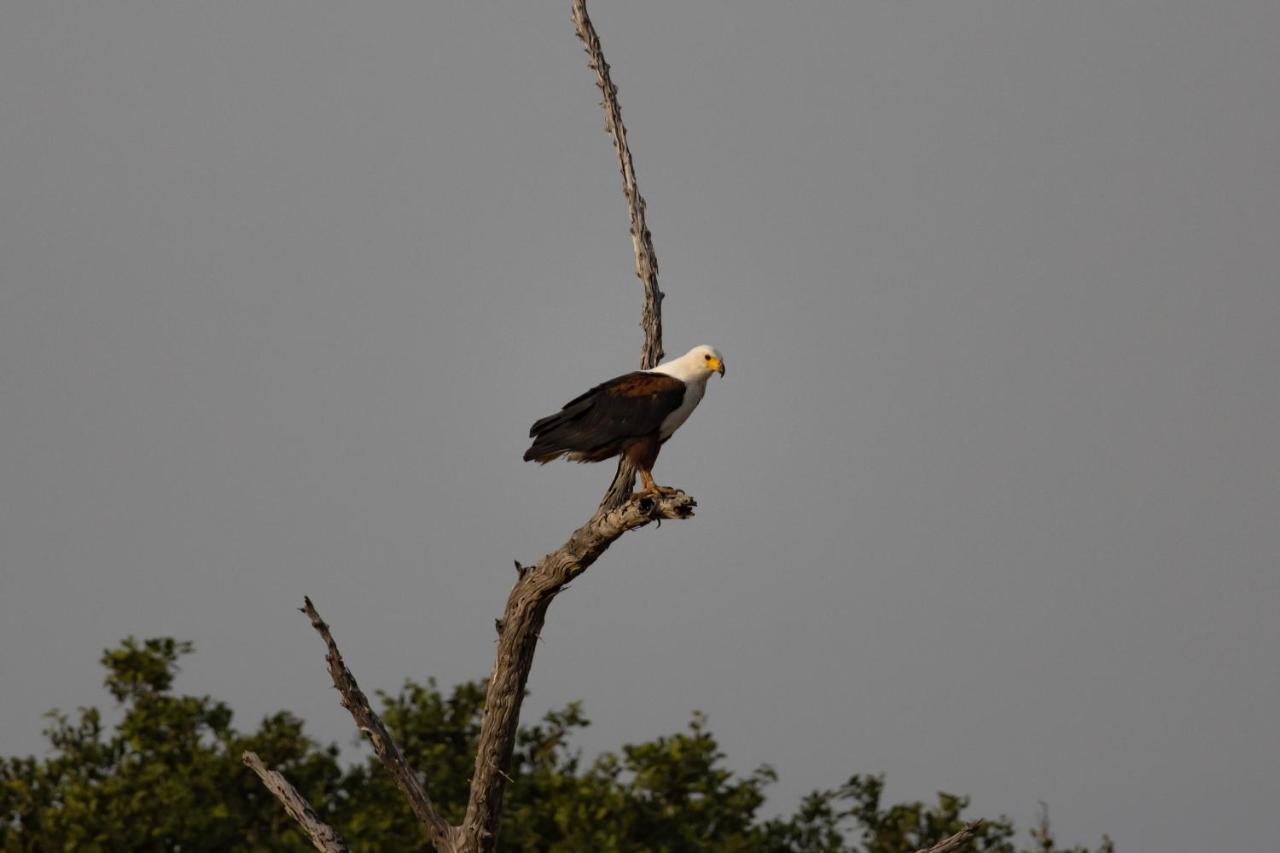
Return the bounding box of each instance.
[704,354,711,360]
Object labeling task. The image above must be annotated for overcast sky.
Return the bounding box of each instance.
[2,2,1277,849]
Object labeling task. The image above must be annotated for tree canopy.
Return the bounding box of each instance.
[1,638,1111,852]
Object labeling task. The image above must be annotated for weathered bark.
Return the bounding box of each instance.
[241,751,349,853]
[915,820,985,853]
[300,597,458,850]
[456,492,695,849]
[571,0,668,512]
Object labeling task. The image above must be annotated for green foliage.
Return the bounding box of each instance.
[1,637,343,852]
[1,638,1111,852]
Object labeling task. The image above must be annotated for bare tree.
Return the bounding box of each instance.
[247,3,698,851]
[248,3,992,851]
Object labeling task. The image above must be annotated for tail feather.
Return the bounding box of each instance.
[523,441,564,463]
[524,422,614,463]
[528,393,595,437]
[524,413,582,462]
[524,388,602,461]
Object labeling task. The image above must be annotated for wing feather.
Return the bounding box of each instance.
[524,372,685,463]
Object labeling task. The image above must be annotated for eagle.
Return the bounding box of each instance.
[524,345,726,497]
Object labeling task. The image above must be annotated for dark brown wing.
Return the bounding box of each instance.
[523,372,686,463]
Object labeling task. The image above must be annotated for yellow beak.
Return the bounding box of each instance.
[715,358,726,377]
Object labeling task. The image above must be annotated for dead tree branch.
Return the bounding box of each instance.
[250,3,695,850]
[457,492,694,849]
[571,0,662,369]
[453,4,687,849]
[572,0,667,510]
[300,597,457,850]
[915,820,985,853]
[241,751,349,853]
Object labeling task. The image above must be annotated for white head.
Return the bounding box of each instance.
[652,345,726,381]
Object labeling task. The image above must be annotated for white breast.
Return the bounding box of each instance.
[658,377,706,440]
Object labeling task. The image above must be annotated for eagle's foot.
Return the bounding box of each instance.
[630,487,697,521]
[635,469,680,501]
[633,484,682,502]
[634,464,691,508]
[632,487,659,503]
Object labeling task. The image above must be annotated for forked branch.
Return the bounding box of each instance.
[251,3,694,850]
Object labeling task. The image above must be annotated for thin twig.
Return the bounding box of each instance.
[916,820,986,853]
[242,751,349,853]
[572,0,667,510]
[301,597,456,851]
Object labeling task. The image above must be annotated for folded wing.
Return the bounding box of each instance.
[524,372,686,463]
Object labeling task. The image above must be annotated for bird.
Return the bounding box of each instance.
[523,345,726,497]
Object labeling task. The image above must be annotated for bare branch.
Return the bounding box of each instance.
[301,597,457,851]
[915,820,986,853]
[242,751,349,853]
[453,8,690,848]
[458,491,695,849]
[570,0,663,369]
[246,4,1004,851]
[271,6,696,851]
[572,0,667,510]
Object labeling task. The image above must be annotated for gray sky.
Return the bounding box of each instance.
[2,1,1277,848]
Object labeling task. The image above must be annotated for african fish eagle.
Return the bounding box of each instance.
[523,345,726,496]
